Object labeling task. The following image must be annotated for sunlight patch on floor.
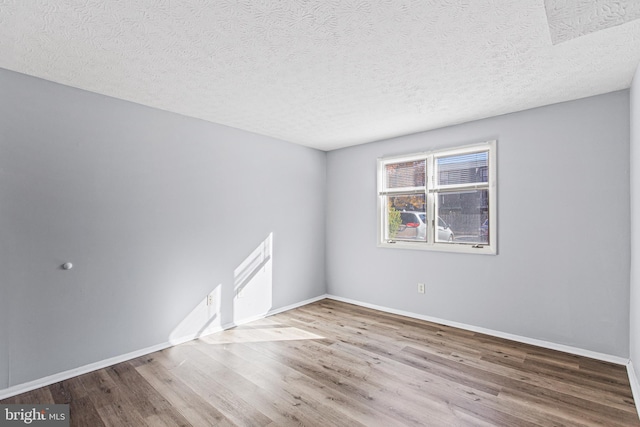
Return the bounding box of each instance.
[202,326,324,344]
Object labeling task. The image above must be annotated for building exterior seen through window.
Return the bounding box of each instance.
[377,141,496,254]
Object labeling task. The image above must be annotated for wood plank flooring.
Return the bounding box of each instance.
[2,299,638,426]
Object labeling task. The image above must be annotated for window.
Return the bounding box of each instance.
[377,140,496,254]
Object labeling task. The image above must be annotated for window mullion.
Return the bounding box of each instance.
[430,183,490,193]
[379,188,425,196]
[426,154,435,244]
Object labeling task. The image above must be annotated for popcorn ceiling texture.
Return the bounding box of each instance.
[1,0,640,150]
[545,0,640,44]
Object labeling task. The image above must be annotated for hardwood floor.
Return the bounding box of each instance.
[2,299,638,426]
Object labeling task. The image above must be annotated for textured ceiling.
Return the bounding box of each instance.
[545,0,640,43]
[1,1,640,151]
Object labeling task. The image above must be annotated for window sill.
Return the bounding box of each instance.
[378,241,497,255]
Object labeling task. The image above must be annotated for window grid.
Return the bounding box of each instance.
[377,141,496,255]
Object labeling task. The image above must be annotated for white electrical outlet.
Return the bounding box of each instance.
[417,283,425,294]
[207,294,214,306]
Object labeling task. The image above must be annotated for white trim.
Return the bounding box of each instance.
[627,361,640,421]
[0,294,328,400]
[378,240,496,255]
[0,342,174,401]
[377,140,497,255]
[223,294,329,330]
[326,294,629,366]
[2,292,628,400]
[267,294,328,316]
[378,150,430,165]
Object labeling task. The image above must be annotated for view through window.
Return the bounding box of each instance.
[378,141,496,254]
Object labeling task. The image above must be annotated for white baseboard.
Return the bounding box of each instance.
[0,341,175,401]
[1,292,629,401]
[326,294,630,366]
[225,294,329,329]
[627,361,640,420]
[0,294,328,401]
[267,294,329,316]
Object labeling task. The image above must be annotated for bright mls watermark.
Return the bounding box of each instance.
[0,405,69,426]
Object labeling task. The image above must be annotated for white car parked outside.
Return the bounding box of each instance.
[396,211,454,242]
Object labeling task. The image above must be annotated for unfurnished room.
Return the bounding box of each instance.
[2,1,640,426]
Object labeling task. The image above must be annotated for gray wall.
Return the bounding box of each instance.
[0,69,326,390]
[0,66,633,395]
[326,91,631,357]
[631,63,640,379]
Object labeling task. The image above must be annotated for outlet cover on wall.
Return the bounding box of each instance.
[417,283,425,294]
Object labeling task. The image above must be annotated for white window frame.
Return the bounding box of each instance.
[377,140,497,255]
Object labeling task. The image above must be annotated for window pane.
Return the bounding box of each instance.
[437,151,488,186]
[386,194,426,241]
[385,159,426,188]
[436,190,489,244]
